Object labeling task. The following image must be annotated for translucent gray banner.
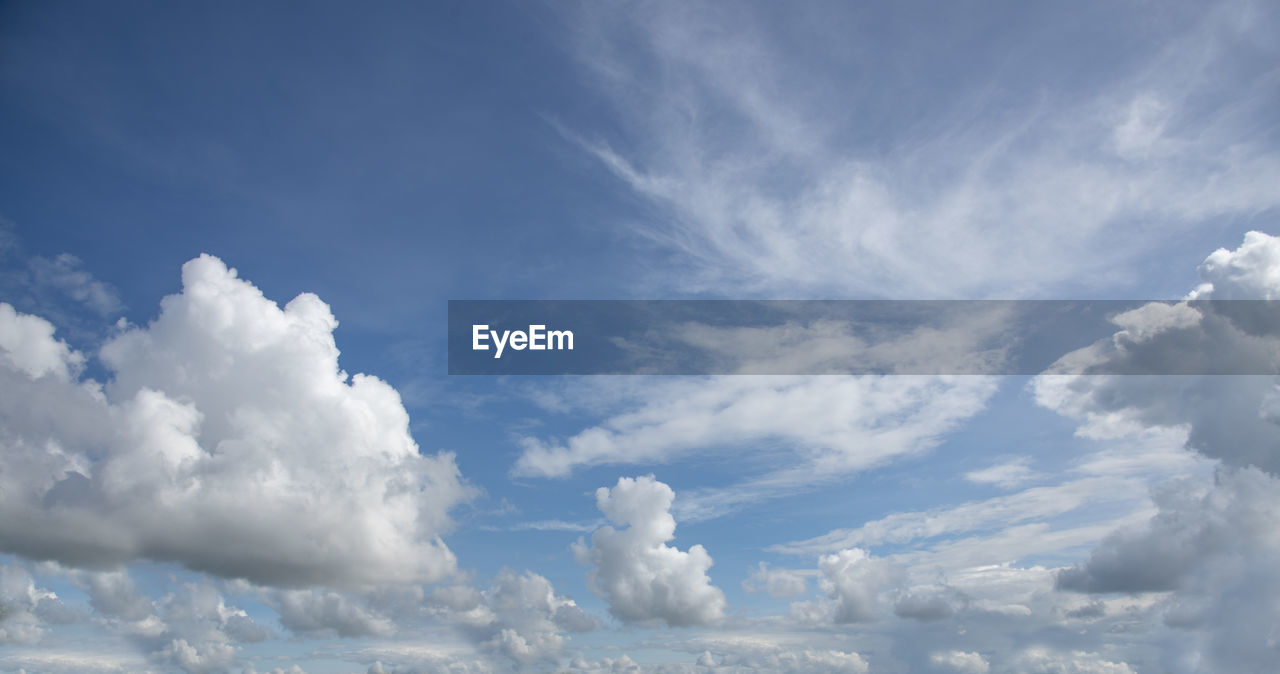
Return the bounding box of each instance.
[447,300,1280,375]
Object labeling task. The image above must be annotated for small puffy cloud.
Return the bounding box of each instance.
[930,650,989,674]
[742,562,807,598]
[0,255,472,588]
[574,476,727,627]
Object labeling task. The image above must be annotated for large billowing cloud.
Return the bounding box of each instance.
[1038,231,1280,672]
[1035,231,1280,474]
[1055,466,1280,673]
[0,254,472,588]
[573,476,726,627]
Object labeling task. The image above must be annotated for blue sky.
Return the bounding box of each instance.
[1,1,1279,672]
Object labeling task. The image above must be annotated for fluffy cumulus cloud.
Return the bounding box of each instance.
[428,568,598,666]
[790,548,898,624]
[574,476,726,627]
[71,567,274,673]
[271,588,395,638]
[0,254,472,587]
[0,563,78,644]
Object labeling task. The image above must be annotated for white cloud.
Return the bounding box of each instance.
[0,650,144,674]
[774,475,1152,557]
[516,374,997,520]
[574,476,726,627]
[742,562,808,599]
[1006,648,1135,674]
[27,253,124,316]
[0,254,472,588]
[0,563,77,644]
[810,548,898,624]
[684,637,870,674]
[425,568,598,667]
[0,302,83,379]
[930,650,989,674]
[964,458,1040,489]
[1035,231,1280,474]
[563,2,1280,298]
[73,568,274,673]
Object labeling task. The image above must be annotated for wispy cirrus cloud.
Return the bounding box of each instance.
[562,0,1280,298]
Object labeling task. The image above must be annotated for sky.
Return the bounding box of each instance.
[0,1,1278,672]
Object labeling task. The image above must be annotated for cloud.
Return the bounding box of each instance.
[73,568,274,673]
[272,588,394,638]
[0,563,78,644]
[964,458,1040,489]
[1055,466,1280,672]
[1006,648,1135,674]
[1032,232,1280,670]
[26,253,124,316]
[893,585,967,622]
[930,650,989,674]
[573,476,727,627]
[563,1,1280,298]
[516,374,997,520]
[682,638,870,674]
[0,254,472,588]
[810,548,898,624]
[426,568,598,667]
[0,650,143,674]
[1035,231,1280,475]
[742,562,808,599]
